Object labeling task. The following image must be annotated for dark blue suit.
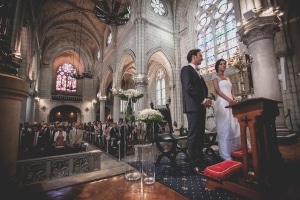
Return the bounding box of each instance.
[181,65,208,168]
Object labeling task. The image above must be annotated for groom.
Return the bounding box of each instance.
[180,49,212,175]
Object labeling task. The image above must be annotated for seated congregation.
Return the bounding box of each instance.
[18,121,86,159]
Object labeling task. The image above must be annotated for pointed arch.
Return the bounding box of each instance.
[146,48,175,108]
[146,47,175,87]
[100,66,113,96]
[115,49,136,89]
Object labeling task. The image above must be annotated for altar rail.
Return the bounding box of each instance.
[17,150,101,186]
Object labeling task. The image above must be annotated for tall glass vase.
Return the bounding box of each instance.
[124,99,141,181]
[124,146,142,181]
[141,121,156,184]
[142,143,156,184]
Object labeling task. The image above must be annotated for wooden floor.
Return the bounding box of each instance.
[275,139,300,200]
[12,139,300,200]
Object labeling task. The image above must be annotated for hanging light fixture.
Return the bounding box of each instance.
[71,0,93,80]
[0,1,21,76]
[94,0,131,26]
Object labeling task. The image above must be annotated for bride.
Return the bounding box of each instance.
[212,58,241,160]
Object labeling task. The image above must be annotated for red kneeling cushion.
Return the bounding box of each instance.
[231,148,252,158]
[204,160,243,180]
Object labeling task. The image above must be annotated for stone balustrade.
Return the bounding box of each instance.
[17,150,101,186]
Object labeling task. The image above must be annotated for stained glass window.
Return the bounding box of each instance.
[156,69,166,106]
[55,63,77,92]
[195,0,239,74]
[150,0,167,16]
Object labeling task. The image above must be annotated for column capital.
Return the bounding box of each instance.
[98,96,107,101]
[110,87,122,96]
[238,15,280,46]
[134,74,148,87]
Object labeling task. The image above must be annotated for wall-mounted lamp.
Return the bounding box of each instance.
[168,97,171,104]
[150,101,154,109]
[96,92,101,99]
[85,107,89,112]
[41,106,46,112]
[92,99,97,104]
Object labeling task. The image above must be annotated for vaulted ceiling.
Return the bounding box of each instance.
[30,0,131,72]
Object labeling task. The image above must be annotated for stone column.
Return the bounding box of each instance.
[135,17,145,74]
[99,96,107,122]
[113,95,120,121]
[238,15,285,127]
[25,95,34,122]
[133,2,147,112]
[134,74,148,112]
[0,74,29,193]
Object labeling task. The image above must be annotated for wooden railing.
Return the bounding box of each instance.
[17,150,101,186]
[51,94,82,101]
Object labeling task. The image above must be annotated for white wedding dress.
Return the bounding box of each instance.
[213,74,241,160]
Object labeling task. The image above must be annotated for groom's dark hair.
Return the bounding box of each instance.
[187,49,201,63]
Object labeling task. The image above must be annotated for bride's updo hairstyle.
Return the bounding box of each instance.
[215,58,226,73]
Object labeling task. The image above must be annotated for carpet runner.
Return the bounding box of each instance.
[155,152,247,200]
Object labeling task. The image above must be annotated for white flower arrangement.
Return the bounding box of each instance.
[136,108,164,123]
[136,108,164,144]
[118,89,144,102]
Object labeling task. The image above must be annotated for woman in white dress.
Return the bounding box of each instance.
[213,59,241,160]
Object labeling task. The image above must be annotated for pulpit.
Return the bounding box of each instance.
[204,98,285,200]
[231,98,284,188]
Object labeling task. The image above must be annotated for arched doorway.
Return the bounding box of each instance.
[50,105,81,123]
[105,106,112,122]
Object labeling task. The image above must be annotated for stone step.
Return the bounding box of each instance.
[276,129,298,145]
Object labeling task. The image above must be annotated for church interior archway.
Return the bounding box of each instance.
[49,105,81,123]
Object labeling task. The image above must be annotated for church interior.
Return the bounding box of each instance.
[0,0,300,199]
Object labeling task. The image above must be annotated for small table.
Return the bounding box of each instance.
[155,133,188,168]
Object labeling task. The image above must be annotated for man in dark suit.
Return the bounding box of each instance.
[181,49,212,175]
[44,124,56,155]
[19,122,33,159]
[31,123,47,157]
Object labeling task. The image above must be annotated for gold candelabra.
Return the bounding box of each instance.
[228,48,253,101]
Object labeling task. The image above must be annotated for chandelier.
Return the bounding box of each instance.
[71,0,93,80]
[94,0,131,26]
[70,71,93,79]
